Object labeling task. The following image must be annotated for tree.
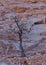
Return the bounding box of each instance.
[14,16,26,57]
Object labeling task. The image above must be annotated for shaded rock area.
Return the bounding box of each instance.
[0,0,46,65]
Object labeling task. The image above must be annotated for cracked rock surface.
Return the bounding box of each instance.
[0,0,46,65]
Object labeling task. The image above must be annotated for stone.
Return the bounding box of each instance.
[0,0,46,64]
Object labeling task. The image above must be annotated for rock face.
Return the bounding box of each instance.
[0,0,46,65]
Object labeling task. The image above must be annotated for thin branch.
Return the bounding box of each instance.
[14,16,26,57]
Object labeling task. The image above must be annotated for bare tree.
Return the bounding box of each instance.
[14,16,26,57]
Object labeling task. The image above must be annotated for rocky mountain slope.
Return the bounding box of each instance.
[0,0,46,65]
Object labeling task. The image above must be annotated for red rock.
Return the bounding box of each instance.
[0,0,46,64]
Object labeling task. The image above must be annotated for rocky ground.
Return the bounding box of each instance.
[0,0,46,65]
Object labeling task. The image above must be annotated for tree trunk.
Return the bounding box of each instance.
[15,16,26,57]
[19,31,26,57]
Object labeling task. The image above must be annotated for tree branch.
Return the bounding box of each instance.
[14,16,26,57]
